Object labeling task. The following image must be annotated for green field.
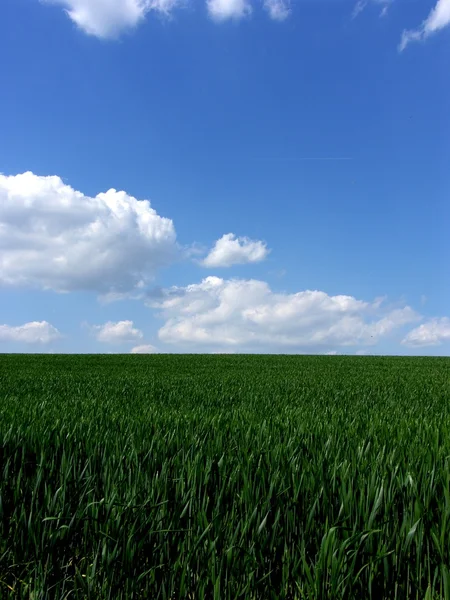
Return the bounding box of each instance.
[0,354,449,599]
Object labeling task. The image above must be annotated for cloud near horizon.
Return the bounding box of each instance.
[148,276,421,352]
[0,321,61,344]
[92,320,144,344]
[402,317,450,347]
[130,344,158,353]
[1,171,447,355]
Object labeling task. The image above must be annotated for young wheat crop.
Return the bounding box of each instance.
[0,354,449,599]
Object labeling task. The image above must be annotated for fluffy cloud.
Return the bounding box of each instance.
[92,320,144,343]
[207,0,292,21]
[0,172,177,294]
[149,276,420,351]
[263,0,290,21]
[201,233,269,268]
[399,0,450,50]
[0,321,61,344]
[402,317,450,347]
[44,0,179,39]
[206,0,252,20]
[130,343,158,353]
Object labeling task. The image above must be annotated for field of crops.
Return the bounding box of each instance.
[0,354,449,599]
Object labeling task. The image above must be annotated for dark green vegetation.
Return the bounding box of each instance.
[0,354,449,599]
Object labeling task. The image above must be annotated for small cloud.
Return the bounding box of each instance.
[402,317,450,347]
[0,321,61,344]
[43,0,180,39]
[352,0,368,19]
[352,0,391,19]
[130,344,158,354]
[264,0,291,21]
[92,320,143,344]
[206,0,252,21]
[379,3,389,17]
[399,0,450,51]
[399,29,424,51]
[201,233,270,268]
[325,350,338,355]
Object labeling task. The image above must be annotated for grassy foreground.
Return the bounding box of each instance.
[0,354,449,599]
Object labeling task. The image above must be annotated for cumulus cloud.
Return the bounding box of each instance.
[399,0,450,50]
[0,321,61,344]
[130,343,158,353]
[201,233,269,268]
[43,0,179,39]
[92,320,144,344]
[206,0,252,21]
[0,172,177,295]
[149,276,420,351]
[264,0,290,21]
[402,317,450,347]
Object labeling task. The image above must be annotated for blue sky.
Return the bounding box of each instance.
[0,0,449,354]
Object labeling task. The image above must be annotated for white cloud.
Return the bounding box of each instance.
[399,0,450,50]
[207,0,252,21]
[44,0,179,39]
[201,233,269,268]
[43,0,292,33]
[264,0,290,21]
[92,320,144,344]
[149,276,420,351]
[352,0,391,19]
[0,321,61,344]
[352,0,368,18]
[130,343,158,353]
[402,317,450,347]
[0,172,177,295]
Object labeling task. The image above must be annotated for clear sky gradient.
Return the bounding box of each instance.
[0,0,449,354]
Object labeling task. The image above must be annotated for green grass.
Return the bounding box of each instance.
[0,354,449,599]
